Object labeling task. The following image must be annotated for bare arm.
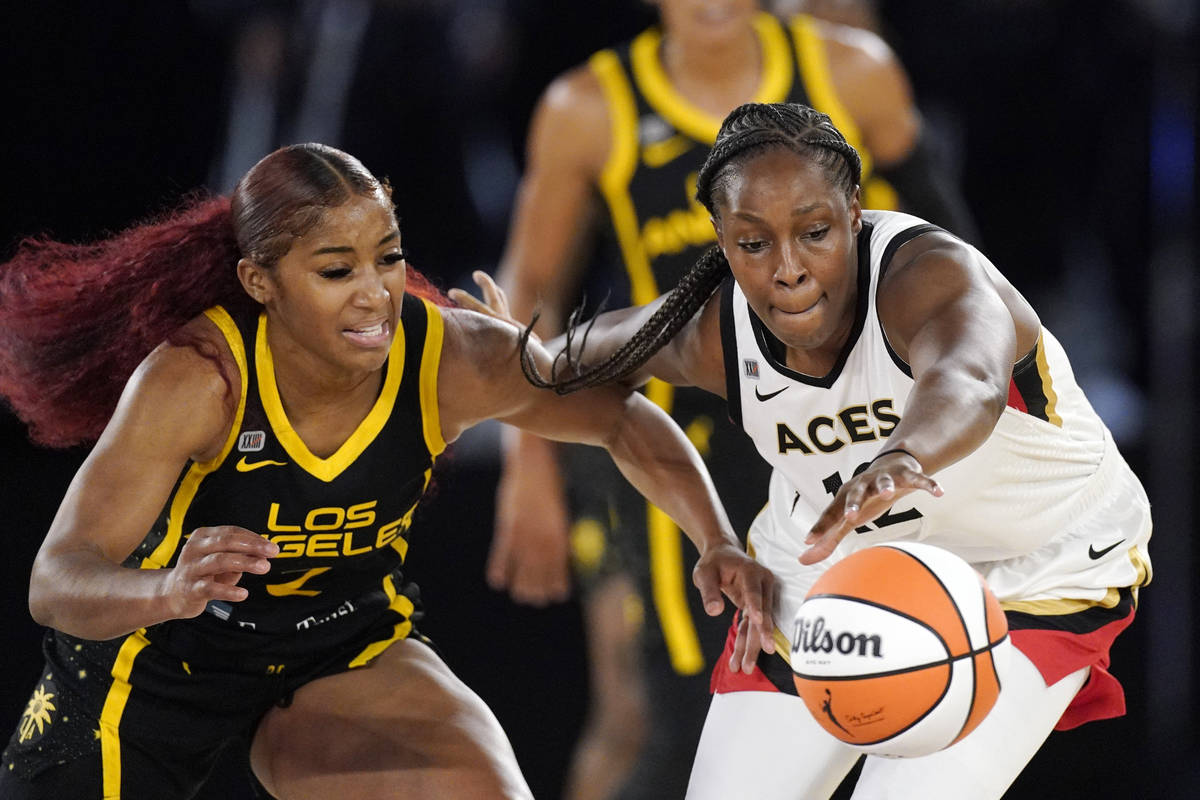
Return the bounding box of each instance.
[28,319,278,639]
[495,66,609,334]
[483,65,616,604]
[802,233,1040,562]
[454,271,729,397]
[822,21,919,166]
[438,307,775,643]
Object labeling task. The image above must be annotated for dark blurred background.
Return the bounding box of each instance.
[1,1,1196,798]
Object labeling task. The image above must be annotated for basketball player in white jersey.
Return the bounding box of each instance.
[451,102,1152,799]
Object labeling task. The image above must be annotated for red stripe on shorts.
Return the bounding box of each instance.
[1009,605,1135,730]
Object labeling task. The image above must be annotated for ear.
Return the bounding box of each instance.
[849,189,863,235]
[237,257,274,305]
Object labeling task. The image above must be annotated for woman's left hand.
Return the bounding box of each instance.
[693,542,777,671]
[801,450,943,565]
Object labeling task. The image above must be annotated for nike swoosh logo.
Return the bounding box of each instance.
[235,456,288,472]
[1088,539,1125,560]
[755,386,789,402]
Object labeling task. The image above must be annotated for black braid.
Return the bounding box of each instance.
[517,102,861,395]
[519,246,731,394]
[696,102,862,213]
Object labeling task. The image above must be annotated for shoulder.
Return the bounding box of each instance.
[662,286,727,396]
[540,63,609,128]
[874,227,990,343]
[527,63,611,178]
[879,227,974,288]
[118,314,240,462]
[438,304,519,369]
[809,17,901,78]
[437,306,526,397]
[805,18,917,162]
[435,304,557,441]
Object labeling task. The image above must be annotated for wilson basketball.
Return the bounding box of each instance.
[790,542,1008,757]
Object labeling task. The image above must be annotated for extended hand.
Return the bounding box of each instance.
[163,525,277,618]
[693,542,777,672]
[448,271,538,341]
[801,451,942,564]
[488,453,572,606]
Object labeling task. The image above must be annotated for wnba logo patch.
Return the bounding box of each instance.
[744,359,760,379]
[238,431,266,452]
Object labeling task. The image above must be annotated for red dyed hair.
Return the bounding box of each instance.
[0,143,446,447]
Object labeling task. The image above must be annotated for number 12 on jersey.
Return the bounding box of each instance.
[821,462,923,533]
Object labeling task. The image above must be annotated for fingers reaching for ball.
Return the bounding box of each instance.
[801,450,942,565]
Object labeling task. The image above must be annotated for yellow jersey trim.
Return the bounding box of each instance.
[641,134,694,169]
[773,626,793,666]
[417,298,447,456]
[590,49,658,307]
[1033,333,1063,427]
[349,574,415,668]
[790,14,871,178]
[100,629,151,799]
[1000,591,1123,616]
[644,378,705,675]
[142,306,247,569]
[789,14,899,209]
[999,549,1150,615]
[256,310,406,483]
[630,13,793,145]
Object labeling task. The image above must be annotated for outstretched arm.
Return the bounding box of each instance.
[437,306,775,654]
[801,234,1041,563]
[28,319,279,640]
[451,269,728,398]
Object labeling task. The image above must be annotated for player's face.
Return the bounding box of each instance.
[252,194,407,378]
[715,147,862,368]
[654,0,759,44]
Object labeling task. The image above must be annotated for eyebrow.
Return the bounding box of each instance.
[730,202,827,222]
[311,231,399,256]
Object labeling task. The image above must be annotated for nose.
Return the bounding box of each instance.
[774,241,808,287]
[354,267,391,308]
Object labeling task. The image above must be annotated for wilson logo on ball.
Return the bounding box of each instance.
[789,542,1009,757]
[793,616,883,659]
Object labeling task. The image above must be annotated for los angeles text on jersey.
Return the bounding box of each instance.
[775,399,899,455]
[261,500,408,558]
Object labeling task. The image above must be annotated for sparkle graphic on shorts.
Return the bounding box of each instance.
[18,685,56,743]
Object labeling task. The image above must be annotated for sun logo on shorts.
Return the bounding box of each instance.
[18,681,57,743]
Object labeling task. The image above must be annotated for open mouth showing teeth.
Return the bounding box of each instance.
[351,322,386,336]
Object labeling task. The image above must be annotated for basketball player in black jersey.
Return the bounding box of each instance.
[0,144,775,799]
[488,2,975,797]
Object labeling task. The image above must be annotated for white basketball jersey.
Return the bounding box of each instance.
[720,211,1151,620]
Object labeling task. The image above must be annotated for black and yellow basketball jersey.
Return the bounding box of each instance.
[573,13,900,678]
[588,11,897,307]
[127,292,446,635]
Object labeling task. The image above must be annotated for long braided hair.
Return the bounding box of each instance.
[520,102,862,394]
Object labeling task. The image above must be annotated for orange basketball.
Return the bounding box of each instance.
[790,542,1008,757]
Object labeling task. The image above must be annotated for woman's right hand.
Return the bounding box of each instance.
[163,526,278,618]
[488,429,573,606]
[448,271,539,342]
